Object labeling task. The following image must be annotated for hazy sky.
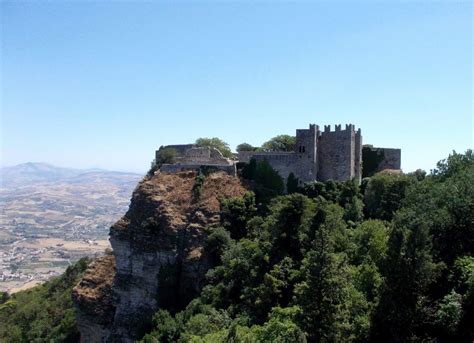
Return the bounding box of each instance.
[1,1,472,173]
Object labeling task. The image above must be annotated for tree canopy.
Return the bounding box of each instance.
[261,135,296,152]
[236,143,257,152]
[195,137,234,158]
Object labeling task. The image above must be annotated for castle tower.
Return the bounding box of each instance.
[354,128,362,183]
[317,124,362,182]
[295,124,319,183]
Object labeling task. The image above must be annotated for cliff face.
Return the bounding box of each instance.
[72,255,116,341]
[73,171,247,342]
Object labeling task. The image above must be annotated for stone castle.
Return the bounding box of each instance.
[154,123,401,185]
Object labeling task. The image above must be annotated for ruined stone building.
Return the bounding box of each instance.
[154,123,401,184]
[157,146,237,175]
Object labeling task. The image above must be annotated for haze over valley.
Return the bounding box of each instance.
[0,162,141,292]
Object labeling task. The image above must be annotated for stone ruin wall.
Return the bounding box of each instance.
[158,146,236,176]
[155,144,194,162]
[160,163,237,176]
[176,147,231,164]
[374,147,401,171]
[237,151,317,185]
[237,151,257,163]
[250,153,298,183]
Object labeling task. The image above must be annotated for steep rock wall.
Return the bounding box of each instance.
[73,171,247,342]
[72,255,116,342]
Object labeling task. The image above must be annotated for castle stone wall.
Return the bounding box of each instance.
[354,129,363,183]
[295,124,319,183]
[156,144,194,161]
[155,123,398,186]
[177,147,231,165]
[361,146,401,177]
[160,163,237,176]
[375,147,401,171]
[237,151,291,163]
[251,153,298,182]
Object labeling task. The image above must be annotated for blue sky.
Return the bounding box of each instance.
[1,1,472,173]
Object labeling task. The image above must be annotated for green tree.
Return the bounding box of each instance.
[236,143,256,152]
[363,173,413,221]
[202,239,269,320]
[266,194,315,263]
[371,222,436,342]
[140,309,182,342]
[157,147,177,165]
[295,211,352,342]
[431,149,473,180]
[253,306,306,343]
[351,220,389,268]
[195,137,233,158]
[286,172,299,194]
[240,158,257,179]
[255,159,284,195]
[149,147,178,175]
[339,180,364,223]
[261,135,296,152]
[458,270,474,341]
[204,227,233,267]
[220,192,257,239]
[400,150,474,265]
[436,290,463,337]
[241,159,285,202]
[0,258,90,342]
[448,256,474,341]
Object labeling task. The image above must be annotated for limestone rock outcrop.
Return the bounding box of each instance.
[72,255,116,342]
[73,171,247,342]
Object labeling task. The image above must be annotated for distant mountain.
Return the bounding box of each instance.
[0,162,140,188]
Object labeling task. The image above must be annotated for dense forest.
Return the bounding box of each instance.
[140,150,473,342]
[0,150,472,342]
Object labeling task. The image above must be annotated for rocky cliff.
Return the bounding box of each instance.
[73,170,247,342]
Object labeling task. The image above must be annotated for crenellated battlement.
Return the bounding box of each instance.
[323,123,360,134]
